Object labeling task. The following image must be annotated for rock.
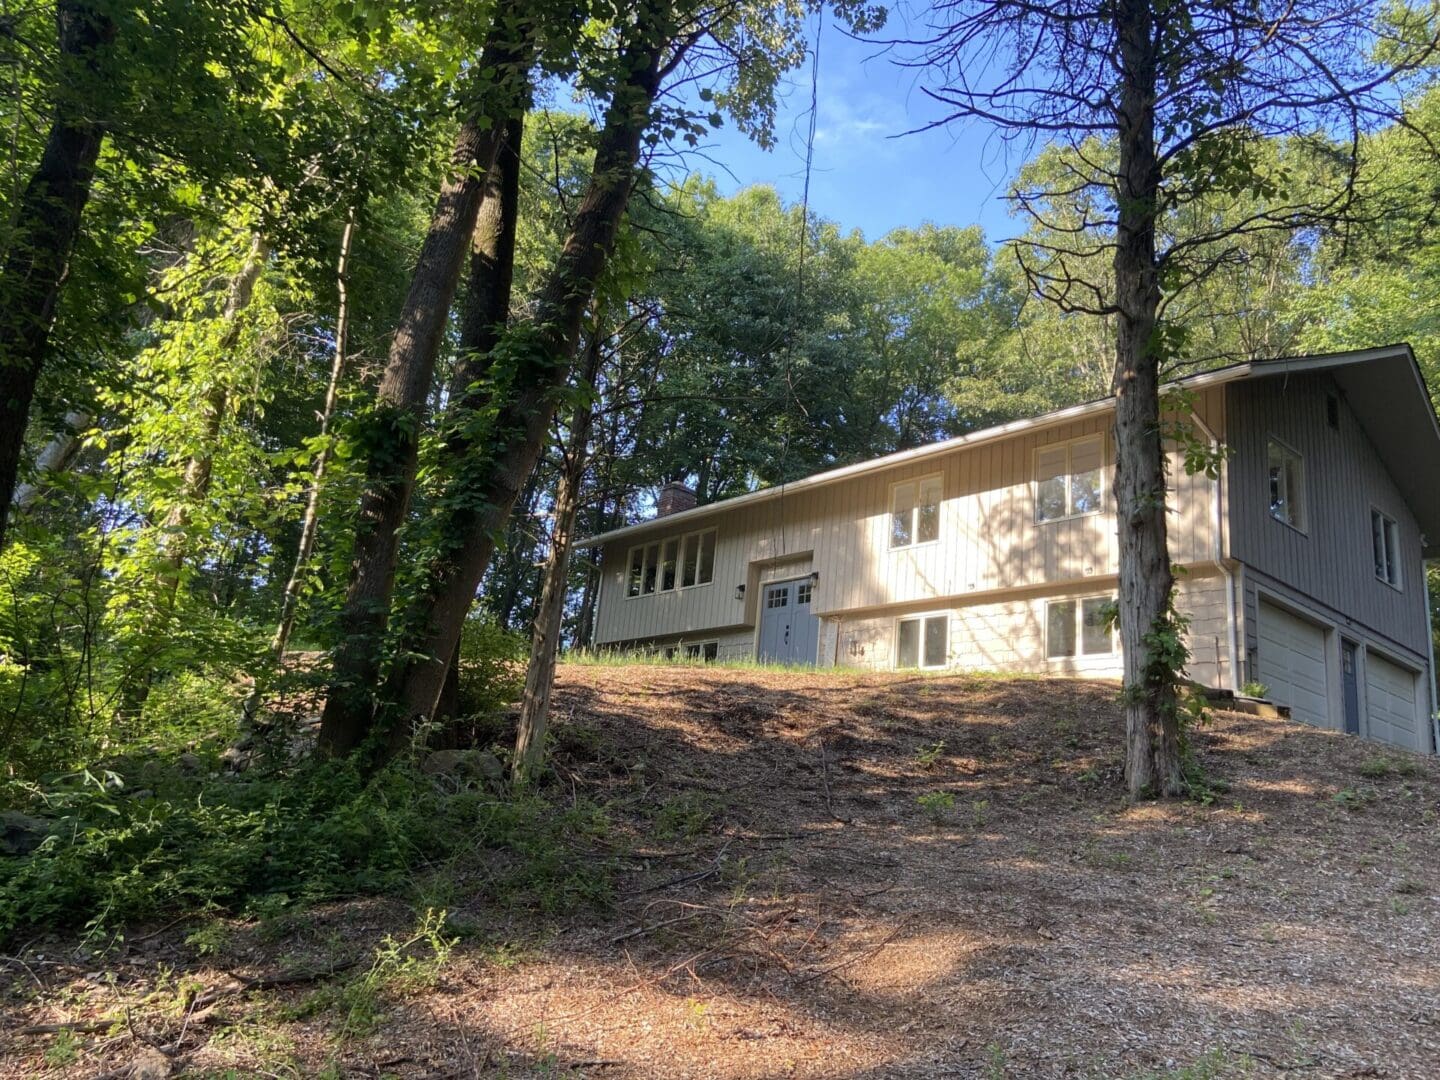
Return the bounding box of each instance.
[129,1047,171,1079]
[0,810,48,856]
[177,752,202,773]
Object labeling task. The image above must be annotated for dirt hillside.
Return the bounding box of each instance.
[6,664,1440,1079]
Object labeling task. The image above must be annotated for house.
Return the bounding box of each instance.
[579,345,1440,753]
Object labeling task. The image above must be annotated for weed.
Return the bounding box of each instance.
[651,792,720,841]
[1332,786,1375,810]
[1240,681,1269,699]
[914,741,946,769]
[970,798,990,828]
[1128,1048,1254,1078]
[1357,755,1420,780]
[917,790,955,824]
[185,918,231,958]
[43,1029,79,1067]
[983,1042,1008,1079]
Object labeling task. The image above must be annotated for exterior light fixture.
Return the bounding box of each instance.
[734,584,746,601]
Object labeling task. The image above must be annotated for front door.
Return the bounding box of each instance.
[758,578,820,665]
[1341,639,1360,735]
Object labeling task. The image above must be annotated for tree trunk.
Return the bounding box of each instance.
[12,410,91,510]
[512,322,603,783]
[383,23,670,745]
[318,22,535,756]
[1113,0,1183,798]
[156,233,268,599]
[270,209,357,659]
[0,1,114,552]
[434,117,526,736]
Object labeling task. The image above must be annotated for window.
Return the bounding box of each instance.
[891,475,942,548]
[1372,509,1401,588]
[896,614,949,669]
[627,547,644,598]
[796,582,812,605]
[1046,596,1116,659]
[682,641,720,661]
[1267,438,1305,530]
[640,542,659,594]
[766,586,788,609]
[627,528,716,598]
[1326,394,1340,430]
[660,537,678,592]
[680,528,716,588]
[1035,436,1104,522]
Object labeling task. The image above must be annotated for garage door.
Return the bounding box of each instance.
[1365,653,1421,751]
[1257,601,1330,727]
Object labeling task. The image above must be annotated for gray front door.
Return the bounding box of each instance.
[758,578,820,664]
[1341,639,1360,735]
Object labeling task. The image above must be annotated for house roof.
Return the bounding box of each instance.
[579,344,1440,557]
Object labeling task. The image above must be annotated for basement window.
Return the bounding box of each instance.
[683,641,720,661]
[1267,438,1306,531]
[1046,596,1116,659]
[1035,436,1104,523]
[1372,509,1401,588]
[896,614,949,670]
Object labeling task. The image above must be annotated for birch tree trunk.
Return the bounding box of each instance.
[0,2,114,551]
[512,323,603,783]
[383,21,670,746]
[270,209,356,659]
[318,20,535,756]
[12,411,92,510]
[1113,0,1182,797]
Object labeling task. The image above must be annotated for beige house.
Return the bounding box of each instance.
[581,345,1440,753]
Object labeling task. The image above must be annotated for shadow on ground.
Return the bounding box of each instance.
[5,664,1439,1079]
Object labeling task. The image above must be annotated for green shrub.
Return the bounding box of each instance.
[0,750,613,942]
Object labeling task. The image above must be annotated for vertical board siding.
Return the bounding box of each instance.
[594,389,1227,648]
[829,570,1230,682]
[1226,375,1428,662]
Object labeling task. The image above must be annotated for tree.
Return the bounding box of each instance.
[907,0,1438,795]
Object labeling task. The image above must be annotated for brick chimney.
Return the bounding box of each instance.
[656,481,697,517]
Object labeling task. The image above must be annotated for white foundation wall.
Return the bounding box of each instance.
[828,569,1234,686]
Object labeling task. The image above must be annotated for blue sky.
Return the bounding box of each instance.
[674,14,1028,245]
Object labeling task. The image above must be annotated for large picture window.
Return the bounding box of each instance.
[627,528,716,598]
[891,475,942,549]
[1035,436,1104,523]
[1046,596,1116,659]
[1267,438,1305,530]
[896,614,949,669]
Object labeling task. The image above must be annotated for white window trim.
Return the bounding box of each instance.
[889,473,944,551]
[1044,594,1118,661]
[1033,434,1106,525]
[893,611,952,670]
[624,527,717,599]
[681,639,720,661]
[1266,435,1308,535]
[1371,506,1403,591]
[679,527,718,591]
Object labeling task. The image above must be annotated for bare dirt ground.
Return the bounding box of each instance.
[5,664,1440,1079]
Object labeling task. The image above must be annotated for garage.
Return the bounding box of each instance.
[1257,601,1330,727]
[1365,652,1422,751]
